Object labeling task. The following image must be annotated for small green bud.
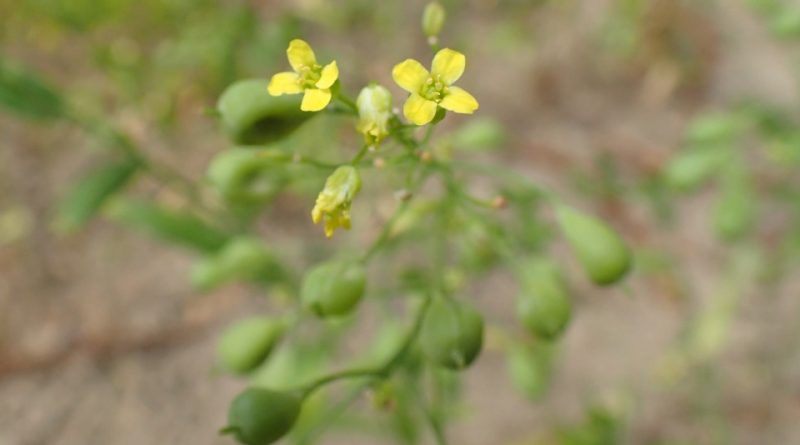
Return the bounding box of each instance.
[301,259,366,317]
[422,2,446,38]
[516,260,572,341]
[222,388,302,445]
[555,205,632,286]
[217,317,285,375]
[217,79,310,145]
[419,298,484,370]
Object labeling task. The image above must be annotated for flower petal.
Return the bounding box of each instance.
[431,48,465,85]
[301,88,332,112]
[267,71,303,96]
[392,59,429,94]
[316,61,339,89]
[440,87,478,114]
[287,39,316,71]
[403,94,438,125]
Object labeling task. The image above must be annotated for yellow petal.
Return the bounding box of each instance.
[440,87,478,114]
[301,88,332,112]
[392,59,429,93]
[316,61,338,89]
[287,39,316,71]
[431,48,465,85]
[267,71,302,95]
[403,94,438,125]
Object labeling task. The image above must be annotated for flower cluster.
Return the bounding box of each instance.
[267,38,478,236]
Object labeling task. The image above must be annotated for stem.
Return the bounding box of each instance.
[351,144,370,165]
[336,92,358,114]
[299,295,433,398]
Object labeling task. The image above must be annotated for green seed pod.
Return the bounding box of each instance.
[419,298,484,370]
[422,2,446,38]
[555,205,632,286]
[222,387,302,445]
[218,317,286,375]
[300,259,366,317]
[217,79,311,145]
[664,147,727,192]
[208,149,290,205]
[191,237,286,291]
[516,260,572,341]
[506,342,556,401]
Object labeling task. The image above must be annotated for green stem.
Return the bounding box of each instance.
[336,92,358,114]
[299,295,433,398]
[351,144,370,165]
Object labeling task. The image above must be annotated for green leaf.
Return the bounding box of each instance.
[0,58,66,121]
[57,158,141,231]
[108,199,229,253]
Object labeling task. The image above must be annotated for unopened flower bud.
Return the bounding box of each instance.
[356,84,393,146]
[422,2,446,38]
[311,166,362,237]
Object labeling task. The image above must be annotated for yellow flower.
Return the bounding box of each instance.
[268,39,339,112]
[356,84,393,147]
[392,48,478,126]
[312,166,362,237]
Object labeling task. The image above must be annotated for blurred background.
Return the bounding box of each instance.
[2,0,800,444]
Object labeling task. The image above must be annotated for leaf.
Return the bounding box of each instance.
[0,58,66,121]
[58,158,141,231]
[108,199,229,253]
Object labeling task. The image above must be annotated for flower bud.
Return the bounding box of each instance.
[311,166,362,237]
[217,317,285,375]
[419,298,484,370]
[516,259,572,341]
[301,259,367,317]
[217,79,310,145]
[555,205,632,286]
[422,2,446,38]
[222,387,302,445]
[356,84,392,146]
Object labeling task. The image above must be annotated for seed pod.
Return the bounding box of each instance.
[664,147,727,192]
[419,298,484,370]
[555,205,632,286]
[218,317,285,375]
[506,342,556,401]
[516,260,571,341]
[191,237,283,291]
[208,149,290,205]
[422,2,446,38]
[217,79,310,145]
[222,387,302,445]
[301,259,366,317]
